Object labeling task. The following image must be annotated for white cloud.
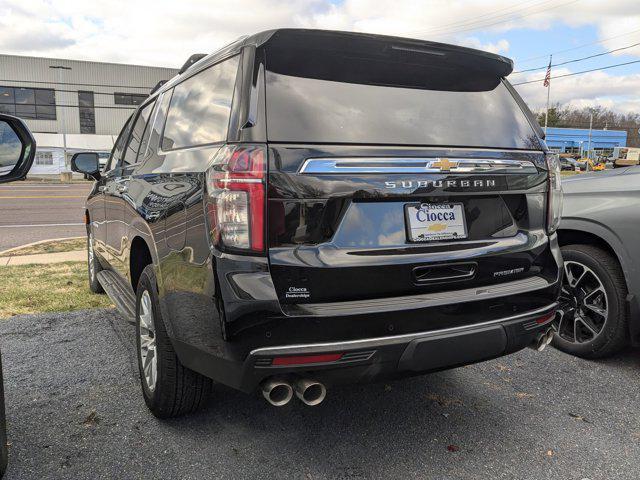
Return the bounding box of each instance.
[1,0,640,111]
[512,68,640,111]
[463,37,510,55]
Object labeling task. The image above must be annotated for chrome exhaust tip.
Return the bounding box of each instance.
[530,328,554,352]
[261,378,293,407]
[294,379,326,406]
[544,329,555,346]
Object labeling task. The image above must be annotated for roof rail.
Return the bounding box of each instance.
[150,80,167,95]
[179,54,208,74]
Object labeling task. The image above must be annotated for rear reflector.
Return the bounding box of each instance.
[272,353,343,366]
[535,312,556,324]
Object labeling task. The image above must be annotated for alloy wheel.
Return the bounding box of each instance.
[555,260,608,344]
[139,290,158,391]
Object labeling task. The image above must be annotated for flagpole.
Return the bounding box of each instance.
[544,55,552,135]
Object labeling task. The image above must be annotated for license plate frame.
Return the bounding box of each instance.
[404,202,468,243]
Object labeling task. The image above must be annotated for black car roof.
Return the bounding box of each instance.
[156,28,514,97]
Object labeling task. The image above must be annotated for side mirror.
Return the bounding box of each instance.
[0,114,36,184]
[71,152,101,180]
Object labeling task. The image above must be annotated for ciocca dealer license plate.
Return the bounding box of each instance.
[405,203,467,242]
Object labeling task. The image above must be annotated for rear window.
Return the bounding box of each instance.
[264,59,540,149]
[162,55,239,150]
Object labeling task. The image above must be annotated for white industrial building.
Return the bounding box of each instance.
[0,54,178,175]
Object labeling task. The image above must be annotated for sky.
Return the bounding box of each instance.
[1,0,640,113]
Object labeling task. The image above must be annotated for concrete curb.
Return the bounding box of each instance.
[0,250,86,266]
[0,236,84,256]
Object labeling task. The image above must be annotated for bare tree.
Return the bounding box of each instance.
[533,104,640,147]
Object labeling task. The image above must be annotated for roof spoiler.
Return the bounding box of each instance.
[260,29,514,78]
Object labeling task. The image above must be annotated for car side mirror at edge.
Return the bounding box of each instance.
[0,114,36,185]
[71,152,101,180]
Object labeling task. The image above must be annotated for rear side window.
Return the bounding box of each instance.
[162,55,239,150]
[121,101,155,167]
[264,50,540,150]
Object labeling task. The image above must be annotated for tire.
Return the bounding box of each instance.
[87,232,104,294]
[135,265,212,418]
[552,244,628,359]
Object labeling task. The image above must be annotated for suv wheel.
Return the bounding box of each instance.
[87,232,104,293]
[135,265,212,418]
[552,244,628,358]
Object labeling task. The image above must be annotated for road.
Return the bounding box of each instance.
[1,309,639,479]
[0,183,91,252]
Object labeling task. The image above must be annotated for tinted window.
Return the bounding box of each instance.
[162,55,239,150]
[105,117,133,173]
[0,86,56,120]
[114,92,148,106]
[121,102,155,167]
[138,91,171,166]
[78,91,96,134]
[265,70,540,149]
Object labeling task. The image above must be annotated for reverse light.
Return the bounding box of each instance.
[545,152,563,234]
[206,145,266,252]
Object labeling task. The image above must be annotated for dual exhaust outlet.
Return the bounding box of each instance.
[530,328,555,352]
[261,378,326,407]
[262,328,555,405]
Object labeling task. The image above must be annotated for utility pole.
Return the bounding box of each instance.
[587,110,593,171]
[543,55,552,136]
[49,65,72,172]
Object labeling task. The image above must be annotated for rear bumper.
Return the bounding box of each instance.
[232,302,557,393]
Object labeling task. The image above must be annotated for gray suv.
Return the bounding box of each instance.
[556,166,640,357]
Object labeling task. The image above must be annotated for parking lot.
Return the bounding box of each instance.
[0,183,91,252]
[1,308,638,479]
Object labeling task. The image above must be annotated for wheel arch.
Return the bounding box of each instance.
[558,221,640,345]
[130,236,154,292]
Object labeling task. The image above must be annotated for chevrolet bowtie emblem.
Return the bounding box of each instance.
[431,158,458,172]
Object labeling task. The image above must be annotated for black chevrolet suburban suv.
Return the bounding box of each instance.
[71,29,563,417]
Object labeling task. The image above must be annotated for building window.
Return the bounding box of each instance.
[78,91,96,134]
[114,92,148,106]
[0,86,56,120]
[35,151,54,166]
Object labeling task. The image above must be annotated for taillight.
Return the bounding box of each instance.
[206,144,266,253]
[545,152,563,234]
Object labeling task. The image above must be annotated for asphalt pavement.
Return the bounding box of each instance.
[0,183,91,251]
[1,308,638,479]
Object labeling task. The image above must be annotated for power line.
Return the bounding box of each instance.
[511,59,640,86]
[3,104,137,114]
[403,0,555,36]
[513,41,640,73]
[0,85,148,98]
[516,26,640,65]
[0,78,155,90]
[54,104,137,110]
[411,0,581,37]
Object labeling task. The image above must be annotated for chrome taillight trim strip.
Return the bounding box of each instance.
[298,157,538,174]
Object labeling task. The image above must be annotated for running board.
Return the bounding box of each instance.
[97,270,136,324]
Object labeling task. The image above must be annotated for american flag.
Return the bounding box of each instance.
[543,57,552,87]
